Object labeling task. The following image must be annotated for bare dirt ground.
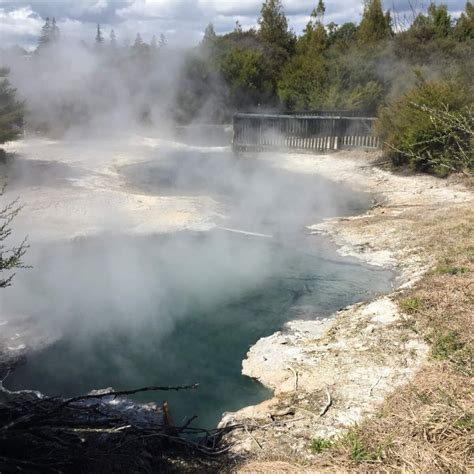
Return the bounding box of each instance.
[220,150,473,472]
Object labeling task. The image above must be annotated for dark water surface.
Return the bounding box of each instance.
[5,149,393,429]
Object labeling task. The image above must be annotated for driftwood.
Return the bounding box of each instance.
[0,383,233,473]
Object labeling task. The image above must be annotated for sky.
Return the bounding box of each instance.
[0,0,468,50]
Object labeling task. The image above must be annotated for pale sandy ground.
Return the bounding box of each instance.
[1,135,226,241]
[218,150,473,466]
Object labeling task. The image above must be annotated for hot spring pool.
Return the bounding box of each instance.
[3,146,393,428]
[5,230,392,429]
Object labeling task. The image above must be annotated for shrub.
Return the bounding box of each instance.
[376,76,473,176]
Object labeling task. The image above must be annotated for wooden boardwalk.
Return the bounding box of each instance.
[233,112,381,152]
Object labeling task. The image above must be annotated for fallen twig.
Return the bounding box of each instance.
[369,374,383,397]
[287,365,299,391]
[319,386,332,417]
[244,424,263,450]
[53,383,199,409]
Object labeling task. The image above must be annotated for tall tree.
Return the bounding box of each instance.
[454,1,474,40]
[159,33,167,48]
[51,17,60,43]
[37,17,52,50]
[133,33,144,48]
[95,24,104,44]
[202,23,217,48]
[234,20,243,35]
[314,0,326,24]
[110,29,117,48]
[427,2,452,38]
[258,0,294,52]
[0,68,24,146]
[357,0,392,43]
[150,34,158,51]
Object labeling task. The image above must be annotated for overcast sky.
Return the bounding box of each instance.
[0,0,468,50]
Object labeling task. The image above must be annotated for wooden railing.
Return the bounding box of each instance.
[232,113,381,152]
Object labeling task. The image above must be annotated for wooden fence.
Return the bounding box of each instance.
[232,113,381,152]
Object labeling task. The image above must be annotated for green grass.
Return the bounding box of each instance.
[454,413,474,430]
[399,297,423,314]
[436,265,469,275]
[309,437,332,454]
[431,331,464,360]
[340,429,390,462]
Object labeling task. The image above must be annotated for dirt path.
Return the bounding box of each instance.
[219,150,473,466]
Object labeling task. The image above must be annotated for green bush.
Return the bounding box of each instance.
[376,77,473,176]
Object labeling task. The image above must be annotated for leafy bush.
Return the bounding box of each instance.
[377,77,473,176]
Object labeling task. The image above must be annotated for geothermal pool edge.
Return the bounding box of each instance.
[217,149,473,459]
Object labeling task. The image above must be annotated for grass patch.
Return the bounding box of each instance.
[454,413,474,430]
[431,331,464,360]
[436,264,469,275]
[339,429,389,462]
[309,437,332,454]
[399,297,423,314]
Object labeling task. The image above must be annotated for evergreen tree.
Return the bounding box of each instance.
[258,0,294,52]
[37,17,52,50]
[151,34,158,50]
[0,68,24,146]
[51,17,60,43]
[95,24,104,44]
[314,0,326,24]
[327,22,358,46]
[132,33,149,58]
[133,33,144,48]
[202,23,217,47]
[159,33,167,48]
[110,29,117,48]
[427,3,452,38]
[454,1,474,40]
[234,20,243,34]
[357,0,392,43]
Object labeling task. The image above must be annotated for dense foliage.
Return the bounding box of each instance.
[177,0,472,119]
[377,77,473,175]
[0,68,23,146]
[176,0,473,175]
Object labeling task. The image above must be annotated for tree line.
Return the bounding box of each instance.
[0,0,472,174]
[176,0,472,119]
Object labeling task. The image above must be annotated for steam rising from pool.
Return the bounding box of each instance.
[1,138,393,428]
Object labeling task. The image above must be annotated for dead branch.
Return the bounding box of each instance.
[287,365,299,391]
[0,383,233,472]
[319,386,332,417]
[369,374,383,397]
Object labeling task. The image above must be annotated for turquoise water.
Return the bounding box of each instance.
[5,151,393,429]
